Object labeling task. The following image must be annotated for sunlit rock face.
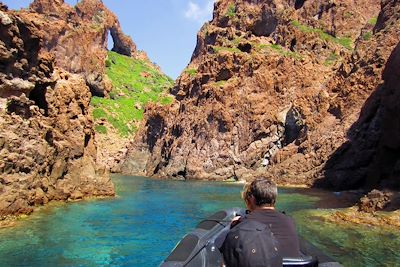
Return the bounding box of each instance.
[0,0,137,219]
[123,0,399,191]
[25,0,136,97]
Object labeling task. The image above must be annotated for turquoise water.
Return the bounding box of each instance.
[293,211,400,267]
[0,175,398,266]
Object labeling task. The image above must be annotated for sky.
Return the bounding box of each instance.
[3,0,215,79]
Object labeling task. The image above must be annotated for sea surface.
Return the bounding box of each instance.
[0,175,399,267]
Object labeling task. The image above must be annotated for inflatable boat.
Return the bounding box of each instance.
[161,208,342,267]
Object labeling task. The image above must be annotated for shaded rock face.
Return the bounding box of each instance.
[323,40,400,190]
[123,0,399,191]
[24,0,136,96]
[0,4,114,219]
[319,0,400,190]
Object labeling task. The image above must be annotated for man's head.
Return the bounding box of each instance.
[242,178,278,211]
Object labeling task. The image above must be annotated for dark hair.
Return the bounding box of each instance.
[243,178,277,207]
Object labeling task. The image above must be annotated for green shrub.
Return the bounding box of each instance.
[214,80,227,88]
[226,4,236,18]
[268,44,303,59]
[95,124,108,134]
[368,17,377,26]
[109,91,118,100]
[233,37,243,45]
[363,32,372,41]
[185,68,197,77]
[324,53,339,66]
[270,44,283,51]
[212,46,241,54]
[344,12,354,19]
[105,59,112,68]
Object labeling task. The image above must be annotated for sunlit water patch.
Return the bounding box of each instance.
[0,175,398,266]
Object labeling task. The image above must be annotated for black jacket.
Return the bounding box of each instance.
[221,209,301,267]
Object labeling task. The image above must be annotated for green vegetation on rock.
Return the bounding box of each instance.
[185,68,198,77]
[212,45,242,54]
[95,124,108,134]
[343,11,354,19]
[91,51,174,136]
[368,17,377,26]
[363,32,373,41]
[233,37,243,45]
[269,44,303,59]
[211,80,227,88]
[226,4,236,18]
[255,43,303,60]
[324,52,339,66]
[291,20,353,50]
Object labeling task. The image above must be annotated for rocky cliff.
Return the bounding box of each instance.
[0,0,139,221]
[323,0,400,190]
[122,0,399,191]
[24,0,137,97]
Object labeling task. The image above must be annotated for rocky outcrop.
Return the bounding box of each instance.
[0,2,120,220]
[123,0,399,192]
[357,190,391,213]
[22,0,136,97]
[320,0,400,190]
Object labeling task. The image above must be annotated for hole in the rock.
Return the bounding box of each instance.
[29,85,49,116]
[295,0,306,10]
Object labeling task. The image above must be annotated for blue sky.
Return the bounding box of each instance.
[3,0,214,79]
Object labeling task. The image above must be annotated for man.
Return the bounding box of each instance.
[221,178,301,266]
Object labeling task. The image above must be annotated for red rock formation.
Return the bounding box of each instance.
[0,2,121,220]
[122,0,400,192]
[19,0,137,97]
[357,190,391,213]
[319,0,400,190]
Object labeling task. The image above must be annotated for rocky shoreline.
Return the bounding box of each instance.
[0,0,140,221]
[301,188,400,228]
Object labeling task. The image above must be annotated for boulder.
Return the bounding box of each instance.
[357,190,391,213]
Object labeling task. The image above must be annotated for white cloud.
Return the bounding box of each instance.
[184,0,214,24]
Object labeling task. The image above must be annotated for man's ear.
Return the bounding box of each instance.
[249,195,256,205]
[246,195,257,210]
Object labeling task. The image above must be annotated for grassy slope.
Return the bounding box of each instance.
[91,51,174,137]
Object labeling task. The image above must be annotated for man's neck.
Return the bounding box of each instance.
[255,206,275,211]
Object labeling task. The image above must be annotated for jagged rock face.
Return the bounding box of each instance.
[123,0,399,190]
[0,6,114,219]
[321,1,400,189]
[20,0,136,96]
